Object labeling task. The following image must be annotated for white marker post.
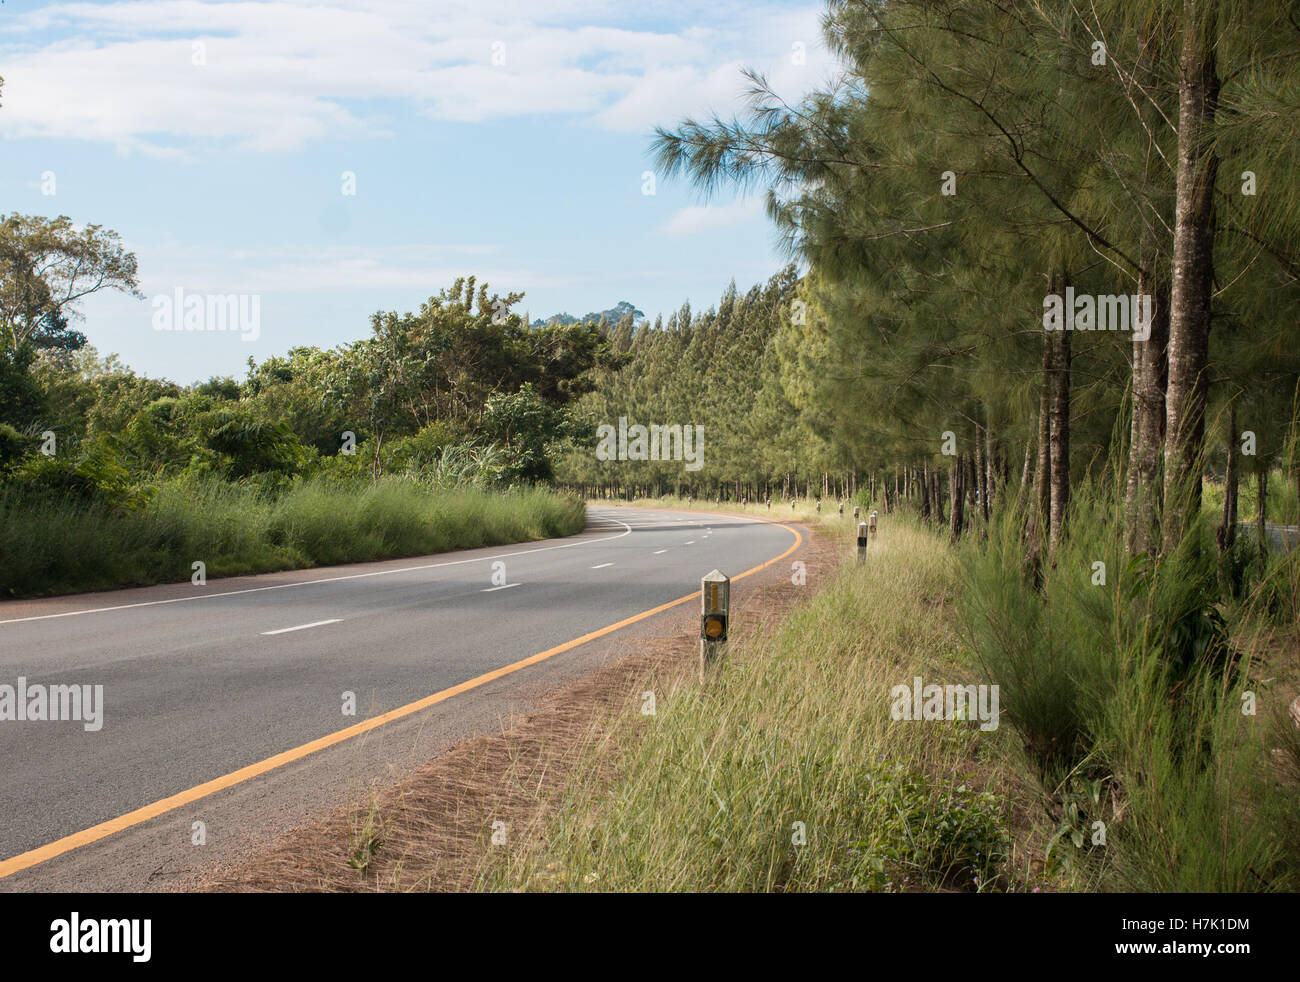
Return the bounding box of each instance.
[869,510,878,536]
[700,569,730,671]
[857,522,868,564]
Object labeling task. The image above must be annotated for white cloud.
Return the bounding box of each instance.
[0,0,837,153]
[125,241,544,295]
[661,196,764,237]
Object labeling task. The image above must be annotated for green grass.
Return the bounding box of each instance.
[482,516,1023,892]
[0,475,586,598]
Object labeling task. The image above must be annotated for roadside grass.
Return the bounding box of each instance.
[960,483,1300,892]
[0,476,586,598]
[481,515,1033,893]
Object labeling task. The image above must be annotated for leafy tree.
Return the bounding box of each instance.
[0,214,141,351]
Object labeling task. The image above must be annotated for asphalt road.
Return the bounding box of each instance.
[0,506,798,884]
[1257,522,1299,551]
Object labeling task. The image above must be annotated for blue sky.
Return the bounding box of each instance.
[0,0,834,384]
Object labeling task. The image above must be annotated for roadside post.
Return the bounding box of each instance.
[700,569,730,672]
[857,522,868,564]
[853,505,860,524]
[869,510,878,536]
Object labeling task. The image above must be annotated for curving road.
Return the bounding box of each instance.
[0,505,799,887]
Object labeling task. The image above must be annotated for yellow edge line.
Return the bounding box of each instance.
[0,516,802,880]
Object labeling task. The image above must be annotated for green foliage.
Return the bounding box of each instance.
[203,411,310,480]
[644,0,1299,530]
[0,212,141,351]
[1043,771,1109,876]
[840,762,1009,892]
[0,271,612,564]
[0,338,44,427]
[532,301,644,328]
[193,376,241,401]
[12,441,138,509]
[0,421,29,471]
[481,382,567,483]
[555,270,823,496]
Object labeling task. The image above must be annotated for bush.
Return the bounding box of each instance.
[11,442,138,509]
[839,761,1009,892]
[0,422,30,471]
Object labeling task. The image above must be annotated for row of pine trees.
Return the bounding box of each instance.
[560,0,1299,568]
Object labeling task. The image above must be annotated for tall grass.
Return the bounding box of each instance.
[960,479,1300,891]
[0,476,586,598]
[483,518,1020,892]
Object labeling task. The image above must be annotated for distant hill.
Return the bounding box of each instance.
[532,301,645,328]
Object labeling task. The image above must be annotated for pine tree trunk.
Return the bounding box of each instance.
[949,455,965,540]
[1256,456,1268,564]
[1125,278,1170,554]
[1216,399,1238,552]
[1124,22,1172,557]
[371,431,384,481]
[1015,437,1033,532]
[982,425,992,522]
[1030,328,1052,562]
[1162,2,1220,554]
[1048,290,1072,560]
